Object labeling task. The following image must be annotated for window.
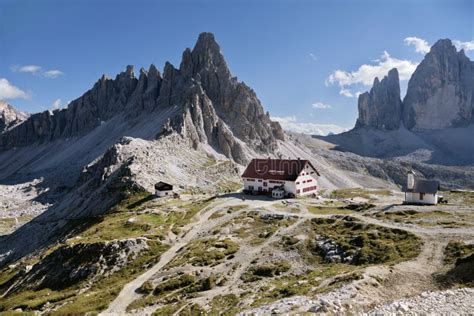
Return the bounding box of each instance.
[258,179,262,182]
[258,187,262,191]
[263,182,267,187]
[248,186,254,191]
[420,193,424,200]
[296,182,300,185]
[296,189,300,194]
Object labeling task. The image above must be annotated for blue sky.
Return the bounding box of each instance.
[1,0,473,134]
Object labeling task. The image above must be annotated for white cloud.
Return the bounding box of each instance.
[453,40,474,51]
[339,88,354,98]
[326,51,418,97]
[404,37,430,54]
[11,65,42,74]
[43,70,64,79]
[272,115,348,136]
[11,65,64,79]
[312,102,332,109]
[308,53,317,61]
[0,78,29,100]
[52,99,62,110]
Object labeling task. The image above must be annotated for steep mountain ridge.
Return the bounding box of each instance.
[0,33,283,165]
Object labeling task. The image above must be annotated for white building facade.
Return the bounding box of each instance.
[404,170,439,205]
[155,181,173,197]
[242,159,320,197]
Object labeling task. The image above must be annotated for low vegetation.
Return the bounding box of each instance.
[209,294,241,315]
[249,265,361,306]
[241,261,291,282]
[306,217,421,265]
[444,241,474,265]
[330,188,392,201]
[168,238,239,267]
[307,203,375,215]
[437,241,474,287]
[128,273,221,312]
[72,193,214,243]
[0,215,34,236]
[224,211,296,245]
[374,209,470,228]
[0,240,169,313]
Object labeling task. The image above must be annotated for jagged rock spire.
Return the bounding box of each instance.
[356,68,402,130]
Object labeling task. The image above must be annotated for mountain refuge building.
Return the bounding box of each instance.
[404,170,440,205]
[154,181,173,197]
[241,158,320,198]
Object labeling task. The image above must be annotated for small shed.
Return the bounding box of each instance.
[155,181,173,197]
[404,170,440,205]
[272,187,285,199]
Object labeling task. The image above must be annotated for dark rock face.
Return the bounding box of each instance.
[355,68,402,130]
[354,39,474,132]
[403,39,474,130]
[0,101,28,133]
[160,32,284,163]
[0,33,283,163]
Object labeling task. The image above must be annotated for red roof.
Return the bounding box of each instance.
[241,159,320,181]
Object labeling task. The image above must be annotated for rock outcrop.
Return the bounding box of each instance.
[0,101,28,133]
[403,39,474,130]
[0,33,283,164]
[354,39,474,132]
[355,68,402,130]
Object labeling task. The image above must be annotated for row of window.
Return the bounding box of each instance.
[296,178,315,185]
[302,185,317,193]
[296,186,317,193]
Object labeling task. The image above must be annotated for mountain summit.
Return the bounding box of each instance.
[354,39,474,132]
[403,39,474,130]
[0,32,283,164]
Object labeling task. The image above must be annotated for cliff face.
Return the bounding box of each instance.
[403,39,474,130]
[356,68,402,130]
[354,39,474,132]
[0,33,283,164]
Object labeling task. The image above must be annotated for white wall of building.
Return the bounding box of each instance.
[405,192,438,205]
[242,163,319,197]
[156,190,172,197]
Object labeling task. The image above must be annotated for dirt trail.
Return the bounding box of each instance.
[189,218,305,308]
[104,195,473,314]
[103,199,246,314]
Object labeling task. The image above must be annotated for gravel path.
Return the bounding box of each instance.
[368,288,474,314]
[102,198,248,314]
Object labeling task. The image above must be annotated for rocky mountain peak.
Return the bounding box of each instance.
[0,101,28,133]
[355,68,402,130]
[403,38,474,130]
[0,33,283,164]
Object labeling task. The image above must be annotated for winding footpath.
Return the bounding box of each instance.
[102,196,474,314]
